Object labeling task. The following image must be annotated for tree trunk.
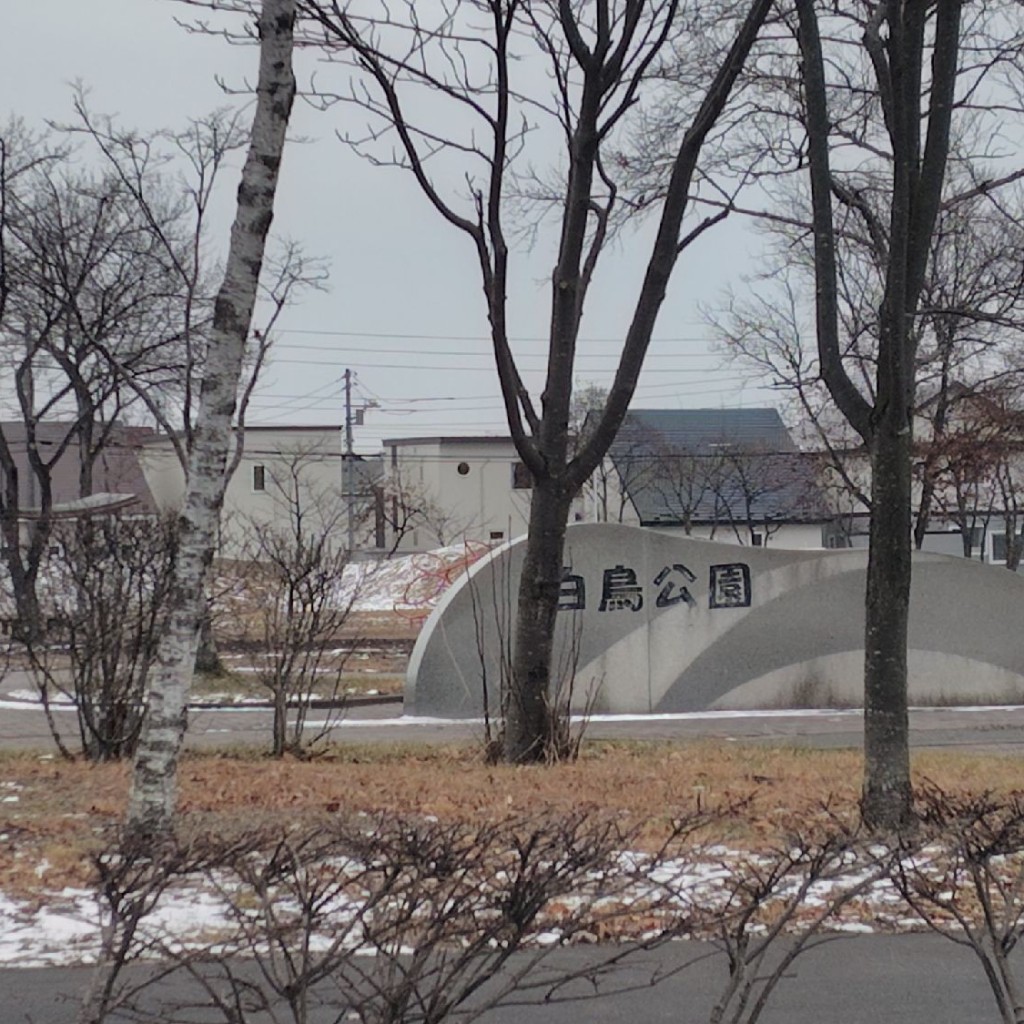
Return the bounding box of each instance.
[193,603,223,675]
[126,0,296,837]
[504,478,571,763]
[273,689,288,757]
[912,471,935,551]
[1005,512,1022,572]
[862,421,914,830]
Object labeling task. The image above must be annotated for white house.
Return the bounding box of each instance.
[380,413,838,554]
[382,436,531,552]
[381,435,595,553]
[139,425,382,558]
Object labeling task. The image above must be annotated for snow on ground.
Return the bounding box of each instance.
[0,848,949,968]
[0,541,490,640]
[333,541,494,613]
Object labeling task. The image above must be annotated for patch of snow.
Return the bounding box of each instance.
[828,921,875,934]
[0,890,99,967]
[332,543,494,614]
[0,841,968,969]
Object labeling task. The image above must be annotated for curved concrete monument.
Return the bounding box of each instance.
[406,523,1024,716]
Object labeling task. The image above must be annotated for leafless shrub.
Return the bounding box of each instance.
[77,826,262,1024]
[644,807,885,1024]
[27,515,178,761]
[199,813,654,1024]
[233,449,367,757]
[77,805,897,1024]
[80,810,690,1024]
[890,784,1024,1024]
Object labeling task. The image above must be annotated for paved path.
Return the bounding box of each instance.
[4,680,1024,753]
[0,935,1012,1023]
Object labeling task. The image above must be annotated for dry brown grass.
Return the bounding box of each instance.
[0,740,1021,899]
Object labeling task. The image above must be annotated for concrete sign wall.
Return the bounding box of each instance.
[406,523,1024,717]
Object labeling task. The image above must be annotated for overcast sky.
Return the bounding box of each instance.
[2,0,776,452]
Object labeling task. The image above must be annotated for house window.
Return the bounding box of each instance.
[252,464,266,492]
[490,530,504,541]
[457,462,471,476]
[511,461,532,489]
[992,533,1023,562]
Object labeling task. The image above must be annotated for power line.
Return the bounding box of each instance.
[269,341,718,357]
[266,358,735,373]
[271,327,710,343]
[246,365,770,422]
[236,396,782,435]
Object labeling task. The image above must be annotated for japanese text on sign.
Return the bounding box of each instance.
[557,562,751,612]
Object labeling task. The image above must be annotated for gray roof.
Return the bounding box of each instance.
[614,408,797,454]
[606,409,830,527]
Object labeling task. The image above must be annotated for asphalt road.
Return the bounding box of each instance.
[5,685,1024,754]
[0,935,1010,1023]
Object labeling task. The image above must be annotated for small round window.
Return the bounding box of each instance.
[457,462,471,476]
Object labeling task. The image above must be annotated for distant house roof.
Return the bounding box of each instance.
[20,493,140,520]
[606,409,830,527]
[612,408,798,454]
[139,423,346,446]
[0,421,159,515]
[383,435,515,448]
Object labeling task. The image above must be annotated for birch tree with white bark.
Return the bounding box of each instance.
[127,0,297,837]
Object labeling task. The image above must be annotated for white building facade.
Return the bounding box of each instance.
[139,425,382,559]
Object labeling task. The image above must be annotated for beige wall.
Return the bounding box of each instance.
[139,427,375,559]
[386,438,536,552]
[137,445,186,514]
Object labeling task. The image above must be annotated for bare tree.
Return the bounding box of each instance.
[710,270,874,529]
[600,435,661,524]
[127,0,298,837]
[61,98,244,422]
[716,184,1024,557]
[793,0,1013,828]
[910,190,1024,550]
[705,5,1024,823]
[233,447,362,756]
[0,123,191,642]
[929,385,1024,571]
[291,0,773,762]
[0,101,307,661]
[646,444,724,535]
[377,463,481,553]
[709,447,825,546]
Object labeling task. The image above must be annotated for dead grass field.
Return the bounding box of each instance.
[2,740,1022,901]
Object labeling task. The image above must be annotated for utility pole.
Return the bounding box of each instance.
[344,368,355,554]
